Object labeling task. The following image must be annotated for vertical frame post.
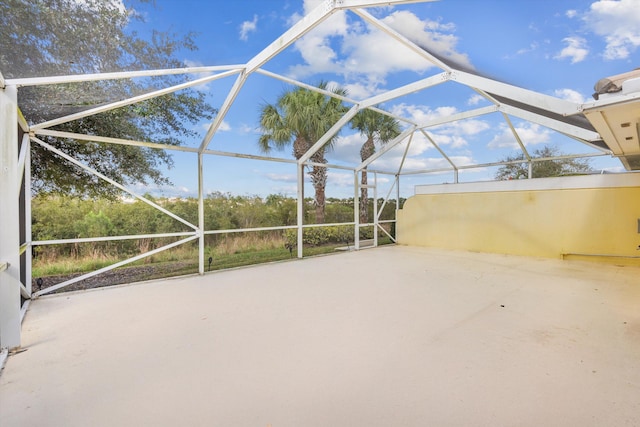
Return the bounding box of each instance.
[373,172,378,247]
[24,135,32,296]
[0,84,21,350]
[396,174,401,241]
[296,163,304,258]
[198,152,205,275]
[354,170,360,250]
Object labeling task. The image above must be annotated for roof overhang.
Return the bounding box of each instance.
[582,70,640,170]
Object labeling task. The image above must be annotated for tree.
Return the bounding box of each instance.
[0,0,216,197]
[350,108,401,223]
[495,146,594,180]
[258,82,348,223]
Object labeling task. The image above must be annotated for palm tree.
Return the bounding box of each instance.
[258,82,347,224]
[350,108,401,223]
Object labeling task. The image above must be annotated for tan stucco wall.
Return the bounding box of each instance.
[397,174,640,265]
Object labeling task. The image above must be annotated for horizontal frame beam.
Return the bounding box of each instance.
[6,65,244,88]
[34,235,199,297]
[33,232,196,246]
[32,69,241,130]
[31,137,198,231]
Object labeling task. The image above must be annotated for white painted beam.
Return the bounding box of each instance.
[418,105,497,129]
[31,137,198,231]
[338,0,436,8]
[353,8,452,71]
[198,0,347,153]
[255,69,356,104]
[581,91,640,111]
[497,104,607,149]
[361,72,450,109]
[199,72,247,152]
[23,138,32,298]
[256,69,413,124]
[244,0,339,74]
[5,65,244,88]
[34,129,200,153]
[396,132,414,176]
[0,84,21,350]
[296,164,304,259]
[419,129,457,171]
[33,232,195,246]
[357,126,416,172]
[17,134,29,190]
[451,70,581,116]
[298,105,361,164]
[34,235,199,297]
[17,109,28,133]
[32,69,241,130]
[501,113,531,161]
[197,153,205,275]
[582,111,621,153]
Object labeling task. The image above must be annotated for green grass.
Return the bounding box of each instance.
[33,257,120,277]
[32,237,394,280]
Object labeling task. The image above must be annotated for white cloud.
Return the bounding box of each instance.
[182,59,215,91]
[342,80,385,100]
[554,88,587,103]
[488,123,551,149]
[239,15,258,41]
[467,94,485,106]
[329,128,432,172]
[391,103,490,143]
[330,133,366,165]
[238,123,257,134]
[391,103,456,125]
[515,42,539,56]
[452,119,491,137]
[555,36,589,63]
[288,7,470,96]
[327,171,354,188]
[566,9,578,18]
[201,120,231,132]
[382,11,471,69]
[219,120,231,132]
[377,155,475,173]
[329,102,491,171]
[264,172,296,183]
[288,34,343,77]
[429,133,468,149]
[287,0,350,77]
[583,0,640,60]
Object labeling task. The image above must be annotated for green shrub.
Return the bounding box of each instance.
[284,225,374,247]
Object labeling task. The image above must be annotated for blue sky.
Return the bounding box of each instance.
[121,0,640,199]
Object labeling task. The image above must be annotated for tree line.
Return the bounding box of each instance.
[32,193,402,261]
[3,1,403,227]
[4,0,595,248]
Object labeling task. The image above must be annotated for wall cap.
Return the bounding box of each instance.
[415,173,640,195]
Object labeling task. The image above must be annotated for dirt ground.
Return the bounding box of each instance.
[32,261,196,294]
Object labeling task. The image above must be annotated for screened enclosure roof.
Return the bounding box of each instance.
[4,0,640,182]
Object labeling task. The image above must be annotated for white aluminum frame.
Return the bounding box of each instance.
[0,0,617,349]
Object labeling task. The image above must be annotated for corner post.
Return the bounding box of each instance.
[0,84,21,350]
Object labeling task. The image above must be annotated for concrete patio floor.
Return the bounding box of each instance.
[1,245,639,426]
